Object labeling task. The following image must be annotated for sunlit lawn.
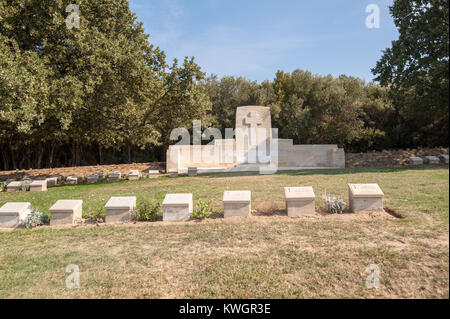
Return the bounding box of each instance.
[0,165,448,298]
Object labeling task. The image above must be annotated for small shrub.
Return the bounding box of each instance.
[191,199,213,220]
[323,195,346,214]
[21,180,31,191]
[0,182,5,192]
[136,199,160,222]
[20,210,49,229]
[85,207,106,221]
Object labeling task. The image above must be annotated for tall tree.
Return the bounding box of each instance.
[372,0,449,147]
[0,0,210,169]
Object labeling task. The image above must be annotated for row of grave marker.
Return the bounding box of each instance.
[2,170,163,192]
[409,155,448,165]
[3,154,447,192]
[0,183,385,229]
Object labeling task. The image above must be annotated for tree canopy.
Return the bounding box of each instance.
[372,0,449,147]
[0,0,448,170]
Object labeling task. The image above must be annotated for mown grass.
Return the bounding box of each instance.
[0,165,448,298]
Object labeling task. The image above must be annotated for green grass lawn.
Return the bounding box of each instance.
[0,165,448,298]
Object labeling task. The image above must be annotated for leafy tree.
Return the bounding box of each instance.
[202,75,278,134]
[0,0,210,169]
[372,0,449,147]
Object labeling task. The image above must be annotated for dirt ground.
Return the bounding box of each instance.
[0,162,165,181]
[346,147,448,168]
[0,147,448,181]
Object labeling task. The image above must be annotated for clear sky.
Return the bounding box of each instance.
[129,0,398,83]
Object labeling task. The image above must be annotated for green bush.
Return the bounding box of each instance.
[85,207,106,221]
[191,199,213,220]
[136,199,160,222]
[0,182,5,192]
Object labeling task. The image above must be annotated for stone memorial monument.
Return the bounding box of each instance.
[167,106,345,174]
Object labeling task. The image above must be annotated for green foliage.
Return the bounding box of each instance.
[136,199,160,222]
[372,0,449,147]
[0,182,5,192]
[0,0,210,169]
[85,207,106,221]
[21,210,49,229]
[0,0,447,171]
[191,199,213,220]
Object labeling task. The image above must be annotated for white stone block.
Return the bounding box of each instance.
[0,202,31,228]
[223,191,251,218]
[148,170,160,178]
[46,177,58,187]
[348,184,384,213]
[5,179,15,185]
[6,181,23,192]
[409,157,424,165]
[188,167,198,177]
[284,187,316,216]
[424,156,440,164]
[128,170,140,180]
[29,180,47,192]
[105,197,136,223]
[108,172,121,182]
[66,176,79,184]
[162,193,193,222]
[87,174,99,184]
[50,200,83,226]
[440,155,449,164]
[168,170,178,177]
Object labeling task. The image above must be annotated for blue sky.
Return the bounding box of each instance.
[129,0,398,83]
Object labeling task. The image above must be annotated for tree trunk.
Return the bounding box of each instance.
[36,143,44,169]
[71,142,76,167]
[1,145,9,170]
[98,144,103,165]
[75,142,81,166]
[127,143,131,163]
[10,145,17,170]
[48,143,56,168]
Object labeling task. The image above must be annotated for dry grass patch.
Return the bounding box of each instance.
[0,166,448,298]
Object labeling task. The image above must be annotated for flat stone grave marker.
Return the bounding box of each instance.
[49,200,83,226]
[148,170,160,178]
[162,194,192,222]
[440,155,449,164]
[188,167,198,177]
[128,170,140,180]
[66,176,79,184]
[29,180,47,192]
[409,157,424,165]
[223,191,251,218]
[5,179,15,186]
[424,156,440,164]
[87,174,99,184]
[348,184,384,213]
[108,172,121,182]
[104,197,136,223]
[0,202,31,228]
[168,170,178,177]
[284,187,316,216]
[47,177,58,187]
[7,181,23,192]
